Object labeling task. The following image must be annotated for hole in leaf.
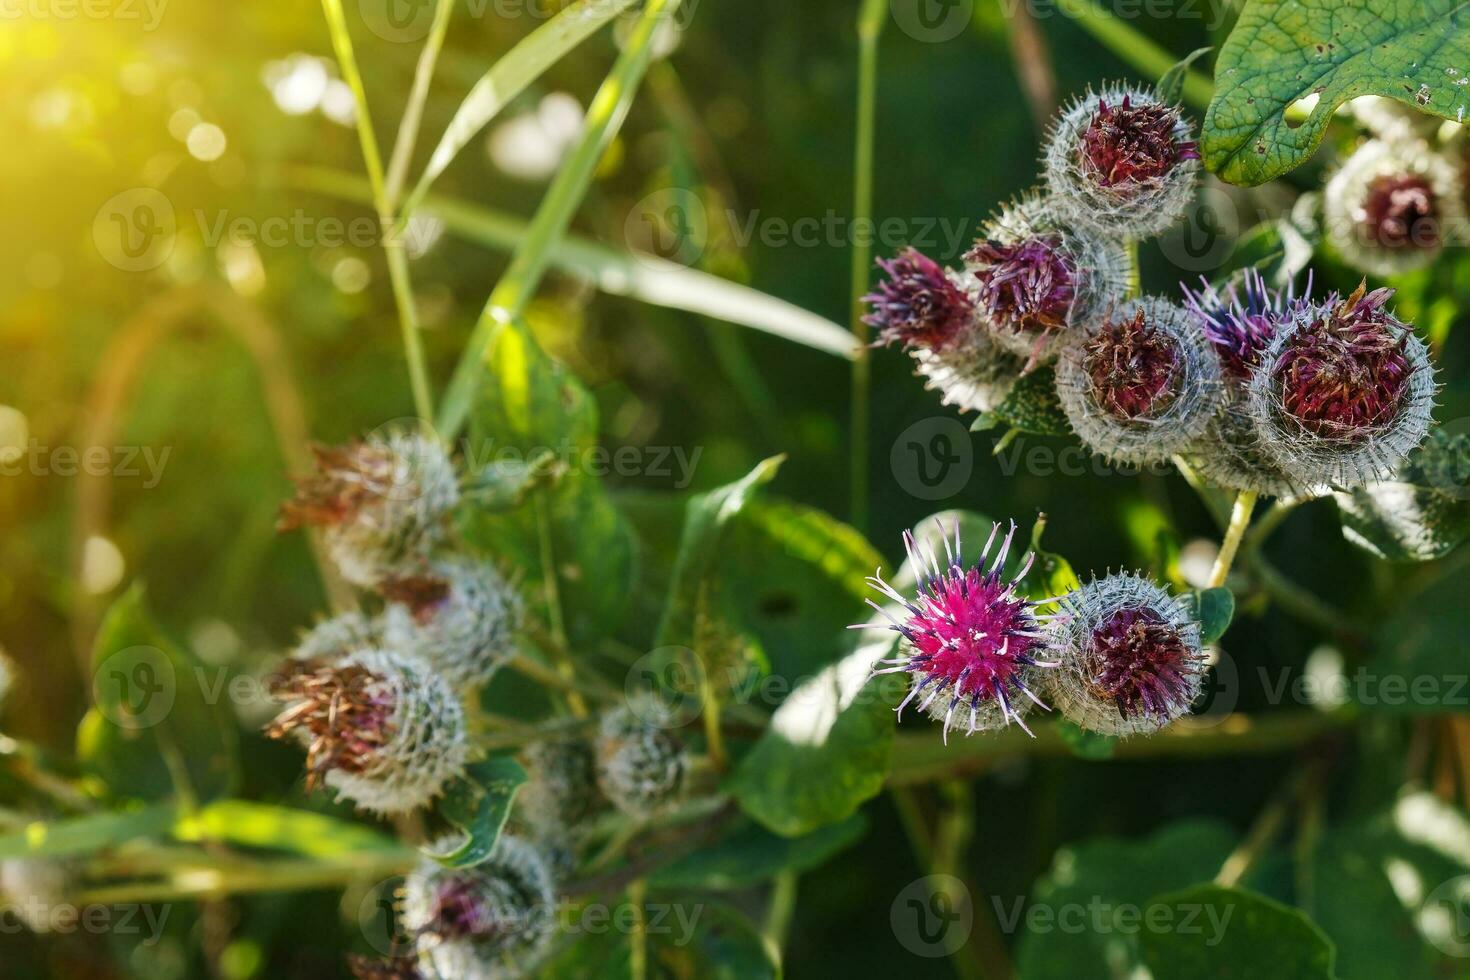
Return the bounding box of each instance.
[1285,91,1320,129]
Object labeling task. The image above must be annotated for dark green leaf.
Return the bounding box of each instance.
[1139,885,1336,979]
[1205,0,1470,185]
[76,584,238,803]
[1017,820,1236,979]
[972,367,1072,438]
[1336,431,1470,562]
[0,804,176,860]
[1159,46,1213,105]
[651,813,867,890]
[461,320,636,646]
[1187,587,1236,645]
[656,456,784,648]
[433,755,527,868]
[1054,718,1117,760]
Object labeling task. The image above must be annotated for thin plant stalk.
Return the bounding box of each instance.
[319,0,435,422]
[848,0,886,533]
[384,0,456,207]
[1208,490,1258,588]
[437,0,686,441]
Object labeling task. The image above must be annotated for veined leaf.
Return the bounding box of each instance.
[1205,0,1470,185]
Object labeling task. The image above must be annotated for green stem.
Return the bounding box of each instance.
[436,0,685,441]
[384,0,456,208]
[763,870,799,956]
[1065,0,1214,110]
[319,0,434,421]
[1125,238,1141,299]
[629,878,649,980]
[888,711,1346,785]
[848,0,886,534]
[1208,490,1257,588]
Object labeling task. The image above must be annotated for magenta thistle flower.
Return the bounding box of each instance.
[265,649,468,814]
[963,194,1129,365]
[864,248,975,352]
[966,235,1077,338]
[1056,297,1221,464]
[1247,282,1437,490]
[1046,573,1205,736]
[1082,310,1182,418]
[1044,84,1200,239]
[1078,95,1199,189]
[1182,269,1313,383]
[858,520,1059,741]
[1325,138,1467,277]
[404,834,557,978]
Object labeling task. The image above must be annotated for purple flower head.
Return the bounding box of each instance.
[1082,310,1183,420]
[422,876,522,943]
[859,520,1059,742]
[1046,573,1205,736]
[966,234,1078,339]
[1361,173,1440,249]
[1276,283,1412,440]
[1086,605,1196,722]
[1079,96,1199,189]
[1182,269,1313,382]
[864,248,974,352]
[266,659,397,790]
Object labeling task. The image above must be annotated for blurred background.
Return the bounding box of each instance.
[4,0,1470,976]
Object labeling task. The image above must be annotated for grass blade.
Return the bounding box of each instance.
[398,0,641,224]
[292,167,856,361]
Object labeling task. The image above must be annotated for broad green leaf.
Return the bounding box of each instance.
[1361,571,1470,715]
[656,456,784,649]
[1187,587,1236,645]
[727,511,985,836]
[971,367,1071,438]
[76,585,238,803]
[1312,793,1470,977]
[174,800,407,858]
[400,0,641,218]
[1054,718,1116,760]
[292,168,856,360]
[1205,0,1470,185]
[0,804,176,860]
[433,755,527,868]
[717,498,884,684]
[1336,431,1470,562]
[1017,514,1082,602]
[650,813,868,890]
[1016,820,1236,979]
[461,320,636,646]
[1139,885,1337,979]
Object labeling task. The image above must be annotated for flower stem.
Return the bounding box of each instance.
[847,0,886,534]
[1208,490,1257,588]
[628,878,649,980]
[1124,238,1141,299]
[319,0,435,422]
[436,0,684,441]
[384,0,455,208]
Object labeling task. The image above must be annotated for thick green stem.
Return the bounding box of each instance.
[1208,490,1258,588]
[847,0,886,533]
